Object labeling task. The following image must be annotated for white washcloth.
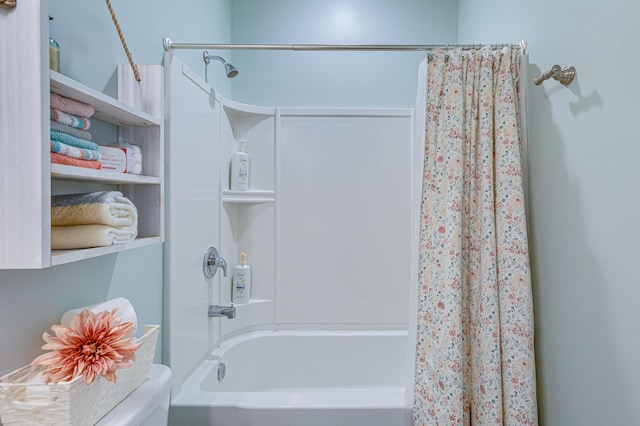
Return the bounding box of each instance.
[60,297,138,338]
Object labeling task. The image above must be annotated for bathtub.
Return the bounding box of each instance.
[169,329,412,426]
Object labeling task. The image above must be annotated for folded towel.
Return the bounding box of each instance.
[50,92,95,118]
[52,190,132,207]
[50,140,101,161]
[50,120,92,140]
[50,130,99,151]
[51,152,102,169]
[51,109,92,130]
[60,297,138,338]
[51,224,137,249]
[51,191,138,228]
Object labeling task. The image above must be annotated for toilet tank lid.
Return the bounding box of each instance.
[95,364,172,426]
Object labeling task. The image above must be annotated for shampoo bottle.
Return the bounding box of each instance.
[230,140,249,191]
[232,252,251,304]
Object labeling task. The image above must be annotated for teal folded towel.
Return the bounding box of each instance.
[50,140,101,161]
[50,131,99,151]
[50,120,92,141]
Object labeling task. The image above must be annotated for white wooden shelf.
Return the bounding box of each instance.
[51,164,161,184]
[50,71,161,126]
[222,190,275,204]
[51,236,163,266]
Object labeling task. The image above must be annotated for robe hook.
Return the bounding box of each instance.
[534,64,576,86]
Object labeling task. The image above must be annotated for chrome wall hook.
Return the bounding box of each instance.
[534,64,576,86]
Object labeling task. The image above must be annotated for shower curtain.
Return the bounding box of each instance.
[413,46,538,425]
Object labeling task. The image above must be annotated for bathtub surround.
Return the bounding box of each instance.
[414,46,537,424]
[163,54,414,424]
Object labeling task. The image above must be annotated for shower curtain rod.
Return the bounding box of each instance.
[162,37,526,53]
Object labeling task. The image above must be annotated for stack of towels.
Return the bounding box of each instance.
[50,92,102,170]
[51,191,138,249]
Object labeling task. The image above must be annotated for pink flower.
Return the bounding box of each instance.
[31,308,142,384]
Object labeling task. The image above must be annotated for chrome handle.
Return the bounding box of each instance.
[203,246,228,278]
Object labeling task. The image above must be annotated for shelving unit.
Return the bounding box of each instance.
[0,2,164,269]
[218,97,277,330]
[49,66,165,267]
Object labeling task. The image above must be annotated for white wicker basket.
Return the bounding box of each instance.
[0,324,159,426]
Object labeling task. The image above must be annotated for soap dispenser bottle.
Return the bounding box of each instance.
[232,252,251,304]
[230,140,249,191]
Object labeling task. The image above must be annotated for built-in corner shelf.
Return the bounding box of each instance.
[222,98,276,118]
[222,190,275,204]
[236,298,271,306]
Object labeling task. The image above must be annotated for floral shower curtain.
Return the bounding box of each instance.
[413,46,538,425]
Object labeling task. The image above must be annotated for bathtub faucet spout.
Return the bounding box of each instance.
[208,304,236,319]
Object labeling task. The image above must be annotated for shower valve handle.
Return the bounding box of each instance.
[203,246,227,278]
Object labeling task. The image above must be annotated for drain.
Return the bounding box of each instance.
[217,362,226,381]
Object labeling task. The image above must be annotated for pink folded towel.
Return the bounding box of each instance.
[51,152,102,170]
[51,109,92,130]
[50,92,95,118]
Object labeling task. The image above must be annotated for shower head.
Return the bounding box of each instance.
[224,63,239,78]
[203,51,239,78]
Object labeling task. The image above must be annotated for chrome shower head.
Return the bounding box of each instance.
[203,51,239,78]
[224,63,239,78]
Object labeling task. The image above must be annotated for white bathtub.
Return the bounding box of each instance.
[169,329,412,426]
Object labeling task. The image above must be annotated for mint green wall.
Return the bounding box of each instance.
[230,0,457,107]
[458,1,640,424]
[5,4,623,423]
[0,0,230,377]
[49,0,232,97]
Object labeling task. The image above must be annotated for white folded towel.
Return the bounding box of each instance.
[51,224,137,249]
[51,191,138,228]
[60,297,138,338]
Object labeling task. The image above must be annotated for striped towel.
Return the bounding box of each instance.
[50,131,99,151]
[51,109,92,130]
[50,92,95,117]
[50,120,92,141]
[51,152,102,170]
[50,140,101,161]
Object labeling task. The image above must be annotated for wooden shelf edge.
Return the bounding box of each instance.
[51,164,161,184]
[51,236,163,266]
